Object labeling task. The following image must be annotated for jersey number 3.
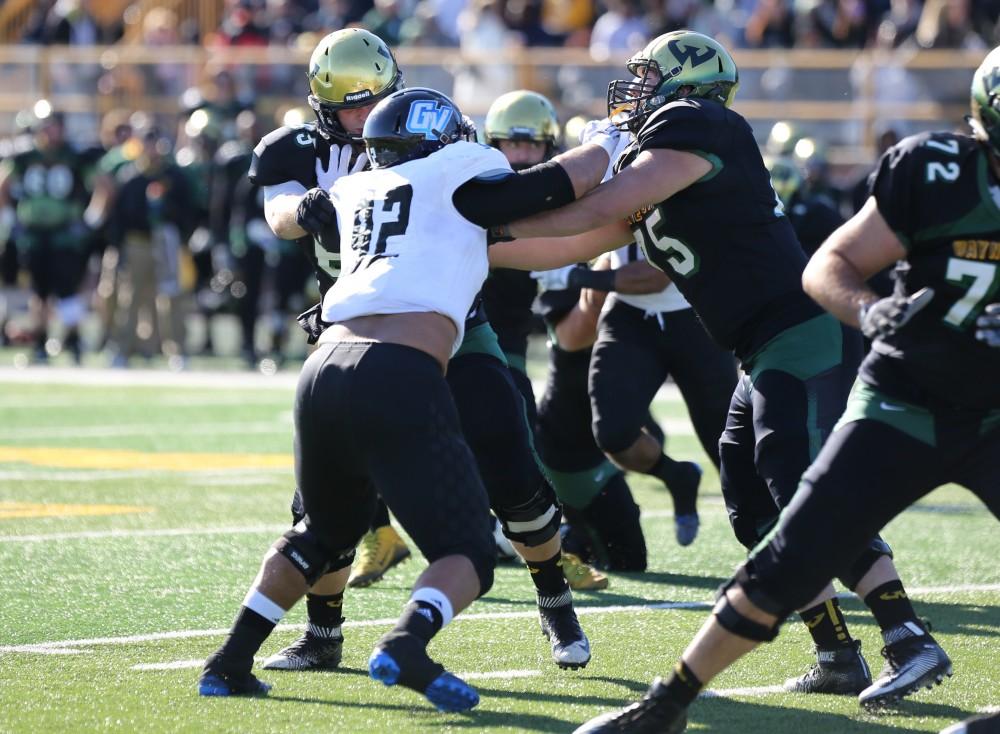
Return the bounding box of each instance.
[350,185,413,267]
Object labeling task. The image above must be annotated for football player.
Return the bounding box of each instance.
[571,42,1000,733]
[534,256,668,572]
[0,105,92,364]
[490,30,943,699]
[252,31,598,673]
[198,86,616,709]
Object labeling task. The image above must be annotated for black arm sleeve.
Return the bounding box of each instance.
[567,267,616,292]
[452,159,575,229]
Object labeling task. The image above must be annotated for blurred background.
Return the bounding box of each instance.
[0,0,994,370]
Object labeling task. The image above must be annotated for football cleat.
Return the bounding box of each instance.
[572,677,687,733]
[859,620,952,709]
[261,630,344,670]
[368,631,479,713]
[674,513,700,548]
[348,525,411,588]
[561,552,610,591]
[668,462,702,546]
[198,654,271,697]
[539,600,591,669]
[940,710,1000,734]
[784,640,872,695]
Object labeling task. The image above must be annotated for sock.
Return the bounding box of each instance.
[370,499,391,531]
[662,660,703,707]
[526,549,571,600]
[863,580,919,633]
[394,599,444,646]
[217,605,278,667]
[646,454,697,515]
[306,591,344,637]
[798,598,853,649]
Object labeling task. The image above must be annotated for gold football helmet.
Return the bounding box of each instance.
[307,28,403,144]
[608,30,739,132]
[484,90,560,156]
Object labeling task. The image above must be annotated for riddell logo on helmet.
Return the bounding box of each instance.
[344,90,374,103]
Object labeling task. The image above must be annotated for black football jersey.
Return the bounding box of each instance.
[249,123,340,295]
[860,131,1000,410]
[480,267,538,358]
[615,99,822,360]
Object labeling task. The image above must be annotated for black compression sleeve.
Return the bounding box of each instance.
[567,267,617,292]
[453,159,575,229]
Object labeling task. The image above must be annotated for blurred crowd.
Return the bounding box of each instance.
[17,0,1000,60]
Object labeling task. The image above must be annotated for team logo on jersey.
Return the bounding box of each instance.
[405,101,453,140]
[627,204,653,225]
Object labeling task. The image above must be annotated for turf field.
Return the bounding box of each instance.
[1,360,997,733]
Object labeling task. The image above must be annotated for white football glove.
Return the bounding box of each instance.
[975,302,1000,347]
[579,118,621,161]
[315,144,369,192]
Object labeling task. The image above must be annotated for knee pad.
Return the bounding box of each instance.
[728,512,778,551]
[472,552,496,598]
[712,565,789,642]
[274,521,351,586]
[495,481,562,547]
[838,535,894,591]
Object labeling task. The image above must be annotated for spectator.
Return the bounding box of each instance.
[914,0,988,49]
[589,0,650,61]
[453,0,520,109]
[503,0,565,46]
[399,1,457,46]
[744,0,796,48]
[875,0,922,47]
[809,0,872,48]
[141,8,188,97]
[361,0,407,46]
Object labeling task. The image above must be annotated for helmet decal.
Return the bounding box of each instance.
[405,101,454,140]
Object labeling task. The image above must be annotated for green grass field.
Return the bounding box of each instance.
[1,357,997,733]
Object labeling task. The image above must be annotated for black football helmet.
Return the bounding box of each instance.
[362,87,476,169]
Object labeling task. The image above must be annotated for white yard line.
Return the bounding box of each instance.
[0,367,299,389]
[0,468,288,482]
[0,525,288,543]
[5,583,998,657]
[700,684,787,699]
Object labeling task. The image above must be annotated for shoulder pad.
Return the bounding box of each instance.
[249,124,321,188]
[637,98,720,154]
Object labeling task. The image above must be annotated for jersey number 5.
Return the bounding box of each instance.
[351,184,413,265]
[633,207,699,276]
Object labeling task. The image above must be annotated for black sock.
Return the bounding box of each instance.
[394,600,443,646]
[662,661,703,707]
[646,454,697,514]
[370,499,391,531]
[306,591,344,636]
[217,606,276,667]
[864,580,919,632]
[798,598,853,649]
[526,550,571,599]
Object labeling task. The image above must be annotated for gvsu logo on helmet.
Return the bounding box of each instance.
[405,100,454,140]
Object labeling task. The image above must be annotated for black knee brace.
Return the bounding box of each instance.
[274,522,351,586]
[495,481,563,547]
[838,536,894,591]
[711,565,789,642]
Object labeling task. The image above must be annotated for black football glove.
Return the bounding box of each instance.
[975,302,1000,347]
[295,188,336,237]
[296,302,330,345]
[859,287,935,341]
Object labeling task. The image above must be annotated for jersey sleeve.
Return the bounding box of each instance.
[867,135,925,248]
[536,269,584,328]
[249,125,320,188]
[453,158,574,229]
[636,100,719,155]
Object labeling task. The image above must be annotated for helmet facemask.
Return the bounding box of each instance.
[970,51,1000,159]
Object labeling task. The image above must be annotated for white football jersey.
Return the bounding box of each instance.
[321,141,511,354]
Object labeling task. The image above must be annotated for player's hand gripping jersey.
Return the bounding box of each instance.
[248,122,342,293]
[321,141,512,354]
[861,132,1000,410]
[615,98,822,360]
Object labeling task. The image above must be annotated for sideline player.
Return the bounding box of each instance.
[198,86,616,709]
[490,30,943,696]
[253,33,599,671]
[571,43,1000,733]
